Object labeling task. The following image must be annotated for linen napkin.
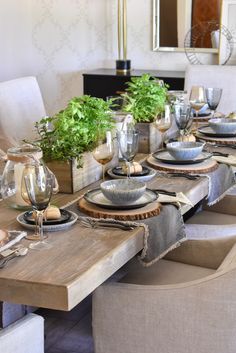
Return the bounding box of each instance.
[212,154,236,167]
[158,192,193,206]
[0,230,27,254]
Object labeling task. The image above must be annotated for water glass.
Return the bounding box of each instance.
[205,87,222,118]
[117,130,139,178]
[22,163,53,250]
[174,104,193,140]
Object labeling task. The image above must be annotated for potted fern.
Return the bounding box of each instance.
[122,74,168,153]
[32,95,115,193]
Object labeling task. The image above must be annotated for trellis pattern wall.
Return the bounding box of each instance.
[0,0,235,116]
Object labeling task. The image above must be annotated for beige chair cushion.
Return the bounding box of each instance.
[121,258,215,286]
[0,76,46,151]
[187,210,236,225]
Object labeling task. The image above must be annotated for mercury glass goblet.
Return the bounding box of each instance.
[155,105,172,149]
[92,131,115,180]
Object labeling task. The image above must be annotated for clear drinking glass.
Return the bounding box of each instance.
[205,87,222,118]
[92,131,115,180]
[117,130,139,178]
[189,86,206,129]
[21,162,53,250]
[174,103,193,141]
[154,105,172,149]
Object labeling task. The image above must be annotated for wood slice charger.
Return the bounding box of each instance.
[196,131,236,145]
[147,155,218,174]
[78,197,162,221]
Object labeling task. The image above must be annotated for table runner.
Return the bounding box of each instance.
[65,200,186,267]
[199,163,236,205]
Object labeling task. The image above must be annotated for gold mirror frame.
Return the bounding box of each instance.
[152,0,220,53]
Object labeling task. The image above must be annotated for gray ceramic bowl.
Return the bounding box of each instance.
[100,179,146,205]
[166,141,205,161]
[209,118,236,134]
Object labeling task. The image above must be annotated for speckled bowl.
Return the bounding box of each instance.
[209,118,236,134]
[166,141,205,161]
[100,179,146,205]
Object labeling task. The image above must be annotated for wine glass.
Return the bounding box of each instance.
[154,104,172,149]
[174,103,193,141]
[189,86,206,129]
[92,131,115,180]
[117,130,139,178]
[21,162,53,250]
[205,87,222,118]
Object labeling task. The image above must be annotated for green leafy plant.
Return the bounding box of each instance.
[122,74,168,123]
[30,95,114,166]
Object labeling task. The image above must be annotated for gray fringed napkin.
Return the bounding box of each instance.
[65,201,186,267]
[199,163,236,205]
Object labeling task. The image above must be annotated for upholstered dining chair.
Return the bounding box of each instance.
[186,193,236,239]
[184,64,236,115]
[93,235,236,353]
[0,76,46,152]
[0,313,44,353]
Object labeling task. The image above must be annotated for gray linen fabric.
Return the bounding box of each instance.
[200,163,236,205]
[66,202,186,267]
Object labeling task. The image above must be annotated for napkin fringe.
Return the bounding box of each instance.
[138,236,187,267]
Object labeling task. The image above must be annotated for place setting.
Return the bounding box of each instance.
[1,153,78,253]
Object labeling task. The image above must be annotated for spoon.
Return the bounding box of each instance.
[0,247,28,268]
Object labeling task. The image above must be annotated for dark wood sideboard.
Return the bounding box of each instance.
[83,69,185,99]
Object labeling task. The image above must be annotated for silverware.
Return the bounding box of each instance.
[211,151,229,157]
[209,143,236,149]
[150,189,176,197]
[77,218,135,231]
[0,247,28,269]
[167,173,200,180]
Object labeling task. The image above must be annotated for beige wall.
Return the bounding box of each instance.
[0,0,235,115]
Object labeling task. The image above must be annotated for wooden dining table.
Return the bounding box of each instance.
[0,157,210,311]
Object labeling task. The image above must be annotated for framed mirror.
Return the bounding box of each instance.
[153,0,222,53]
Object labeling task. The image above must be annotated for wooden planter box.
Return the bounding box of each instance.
[46,152,118,194]
[136,122,162,153]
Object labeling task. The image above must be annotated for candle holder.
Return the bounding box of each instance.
[116,0,131,74]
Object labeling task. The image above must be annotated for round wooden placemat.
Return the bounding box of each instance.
[196,131,236,145]
[78,197,162,221]
[147,155,218,174]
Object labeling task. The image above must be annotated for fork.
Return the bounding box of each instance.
[0,247,28,269]
[77,218,135,231]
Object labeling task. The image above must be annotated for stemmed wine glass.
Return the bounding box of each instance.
[174,103,193,141]
[189,86,206,129]
[21,162,53,250]
[117,130,139,178]
[92,131,115,180]
[154,105,172,149]
[205,87,222,118]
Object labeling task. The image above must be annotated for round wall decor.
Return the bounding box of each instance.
[184,21,234,65]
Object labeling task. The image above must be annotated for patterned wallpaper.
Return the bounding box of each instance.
[0,0,235,115]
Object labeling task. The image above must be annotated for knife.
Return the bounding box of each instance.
[150,188,176,197]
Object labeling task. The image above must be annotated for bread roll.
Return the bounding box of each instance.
[32,205,61,220]
[122,162,142,175]
[44,205,61,220]
[0,230,9,246]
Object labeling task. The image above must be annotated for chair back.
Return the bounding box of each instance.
[0,76,46,151]
[184,65,236,114]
